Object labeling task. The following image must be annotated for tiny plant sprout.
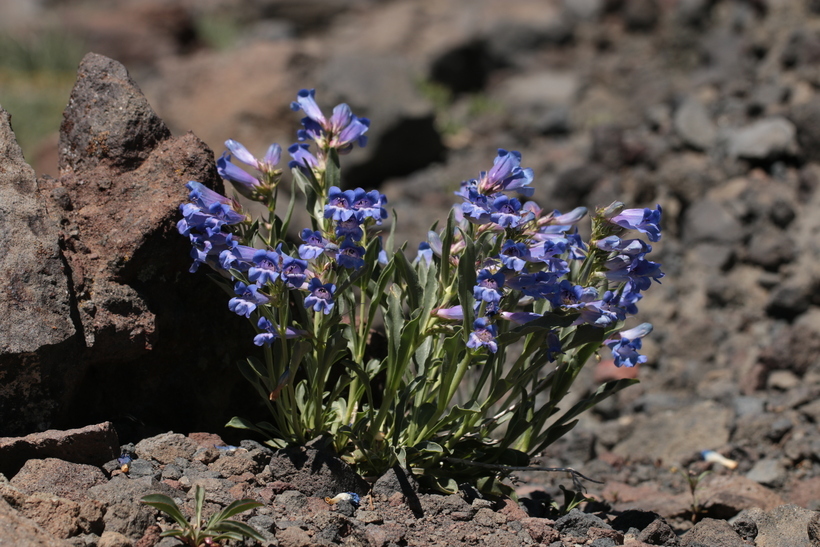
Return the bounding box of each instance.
[141,485,263,547]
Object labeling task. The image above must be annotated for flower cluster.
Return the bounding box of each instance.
[434,148,663,365]
[178,89,376,345]
[176,88,665,490]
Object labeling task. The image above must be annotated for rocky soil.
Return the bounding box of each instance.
[3,0,820,545]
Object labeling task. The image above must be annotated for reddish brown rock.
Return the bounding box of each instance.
[0,422,119,478]
[0,497,72,547]
[9,459,108,503]
[699,474,786,518]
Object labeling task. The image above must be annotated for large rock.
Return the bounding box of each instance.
[1,53,264,438]
[0,497,72,547]
[0,422,119,478]
[0,106,78,435]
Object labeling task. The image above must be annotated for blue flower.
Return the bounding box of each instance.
[351,189,388,224]
[604,254,664,291]
[467,318,499,353]
[335,218,364,242]
[415,242,434,265]
[288,143,320,171]
[433,305,463,320]
[325,186,358,222]
[337,238,365,270]
[609,205,663,242]
[553,280,598,308]
[460,190,492,225]
[499,240,531,271]
[305,278,336,314]
[477,149,534,197]
[606,323,653,367]
[219,244,258,272]
[291,89,370,153]
[577,291,626,327]
[180,182,245,233]
[225,139,281,174]
[298,229,329,260]
[217,153,263,199]
[507,271,559,300]
[249,250,282,285]
[474,269,505,304]
[490,195,526,228]
[253,317,306,346]
[184,229,236,273]
[498,311,542,324]
[281,254,309,289]
[228,282,270,318]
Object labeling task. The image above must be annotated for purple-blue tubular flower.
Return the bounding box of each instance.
[335,218,364,241]
[433,305,463,321]
[551,207,588,225]
[228,282,270,318]
[467,318,499,353]
[217,153,262,198]
[299,229,328,260]
[288,143,320,171]
[305,278,336,314]
[499,240,531,271]
[254,317,306,346]
[474,269,506,303]
[460,187,492,224]
[185,230,236,273]
[183,181,245,227]
[604,254,664,290]
[554,280,598,308]
[352,189,388,223]
[606,323,653,367]
[249,250,281,285]
[415,242,434,265]
[498,311,542,325]
[490,195,525,228]
[219,244,258,272]
[290,89,370,153]
[337,238,366,270]
[477,149,534,197]
[224,139,282,175]
[280,255,309,289]
[325,186,358,222]
[577,291,626,327]
[609,205,663,242]
[596,236,650,255]
[507,271,559,300]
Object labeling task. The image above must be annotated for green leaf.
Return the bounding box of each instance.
[140,495,190,529]
[414,440,444,454]
[158,529,188,538]
[212,499,264,523]
[194,485,205,527]
[325,148,341,191]
[457,231,477,341]
[225,416,286,440]
[394,249,421,312]
[439,209,456,287]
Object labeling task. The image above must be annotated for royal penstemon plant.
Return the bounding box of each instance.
[177,88,664,494]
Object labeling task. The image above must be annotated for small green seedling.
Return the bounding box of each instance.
[678,467,711,522]
[141,485,264,547]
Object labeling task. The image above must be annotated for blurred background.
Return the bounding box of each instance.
[4,0,820,507]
